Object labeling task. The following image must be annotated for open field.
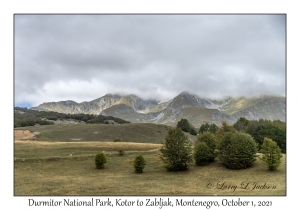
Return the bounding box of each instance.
[14,139,286,196]
[14,123,197,143]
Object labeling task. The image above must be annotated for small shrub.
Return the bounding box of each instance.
[95,152,107,169]
[118,150,125,156]
[114,138,122,142]
[194,142,213,166]
[133,155,146,173]
[47,156,61,161]
[259,137,282,171]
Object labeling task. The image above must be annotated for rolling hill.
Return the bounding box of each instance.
[14,123,197,144]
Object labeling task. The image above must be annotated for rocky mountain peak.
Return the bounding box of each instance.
[31,92,286,127]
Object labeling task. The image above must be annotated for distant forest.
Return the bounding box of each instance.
[198,118,286,154]
[14,107,130,128]
[233,117,286,153]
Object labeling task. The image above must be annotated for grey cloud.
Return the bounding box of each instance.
[14,14,286,106]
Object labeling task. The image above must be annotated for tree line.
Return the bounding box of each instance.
[95,119,284,173]
[176,117,286,154]
[164,119,283,172]
[233,117,286,153]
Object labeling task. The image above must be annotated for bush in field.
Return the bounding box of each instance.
[259,137,282,171]
[218,132,257,170]
[196,132,217,162]
[194,142,213,166]
[160,128,193,171]
[95,152,107,169]
[133,155,146,173]
[118,150,125,156]
[114,138,122,142]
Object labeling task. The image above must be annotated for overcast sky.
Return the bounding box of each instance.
[14,14,286,107]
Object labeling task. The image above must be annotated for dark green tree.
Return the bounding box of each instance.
[177,118,197,135]
[133,155,146,173]
[160,128,193,171]
[199,123,210,134]
[259,137,282,171]
[194,142,213,166]
[216,121,236,144]
[95,152,107,169]
[233,117,249,132]
[218,132,257,170]
[189,125,198,136]
[81,116,89,122]
[196,132,217,162]
[245,119,286,153]
[176,118,190,133]
[208,123,218,134]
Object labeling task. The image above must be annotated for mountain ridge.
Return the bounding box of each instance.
[31,91,286,127]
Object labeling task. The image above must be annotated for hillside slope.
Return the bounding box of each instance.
[15,123,197,144]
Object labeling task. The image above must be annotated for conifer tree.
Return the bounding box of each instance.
[95,152,107,169]
[133,155,146,173]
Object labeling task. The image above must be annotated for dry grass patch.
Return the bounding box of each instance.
[14,130,36,140]
[14,141,162,160]
[14,141,285,196]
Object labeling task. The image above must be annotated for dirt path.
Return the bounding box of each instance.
[14,130,36,140]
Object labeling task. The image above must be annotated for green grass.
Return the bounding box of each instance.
[14,141,161,159]
[14,141,286,196]
[15,123,199,143]
[15,123,197,143]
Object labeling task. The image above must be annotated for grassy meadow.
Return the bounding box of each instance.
[14,124,286,196]
[15,123,197,143]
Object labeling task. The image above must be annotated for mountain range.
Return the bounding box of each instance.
[31,92,286,128]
